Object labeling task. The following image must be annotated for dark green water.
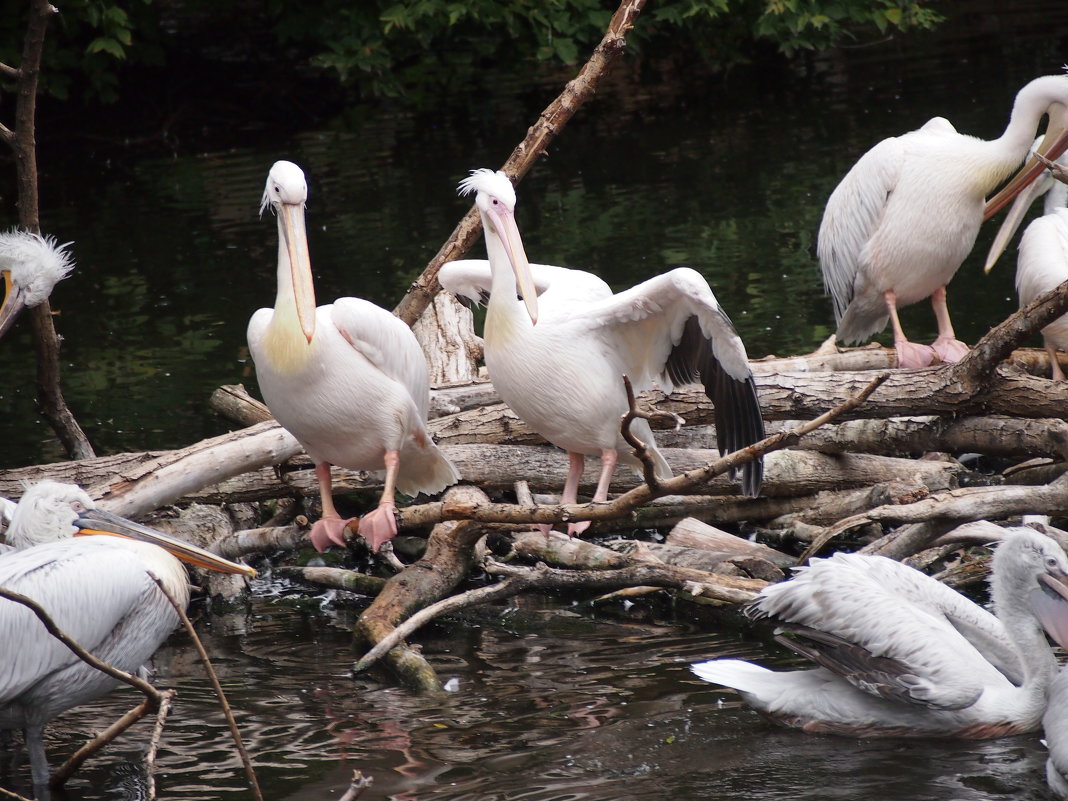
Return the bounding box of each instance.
[1,6,1067,800]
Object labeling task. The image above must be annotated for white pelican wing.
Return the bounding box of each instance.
[818,117,958,330]
[751,552,1012,709]
[328,297,432,419]
[439,259,613,309]
[0,538,176,706]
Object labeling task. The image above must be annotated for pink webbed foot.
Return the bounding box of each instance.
[566,520,591,538]
[930,336,969,364]
[894,340,940,369]
[534,523,554,541]
[309,515,357,553]
[358,501,398,553]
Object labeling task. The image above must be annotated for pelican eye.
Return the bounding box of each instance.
[70,501,87,513]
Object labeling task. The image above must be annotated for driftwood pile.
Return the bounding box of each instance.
[4,278,1068,693]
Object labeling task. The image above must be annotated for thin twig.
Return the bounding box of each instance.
[620,374,676,489]
[151,576,264,801]
[338,771,374,801]
[0,785,31,801]
[143,689,176,801]
[353,576,523,673]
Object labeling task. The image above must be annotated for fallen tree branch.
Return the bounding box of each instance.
[393,0,647,326]
[798,471,1068,561]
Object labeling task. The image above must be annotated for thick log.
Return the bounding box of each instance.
[665,517,795,567]
[1,442,960,514]
[411,292,481,384]
[355,485,491,693]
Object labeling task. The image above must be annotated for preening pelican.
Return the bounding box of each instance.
[983,143,1068,379]
[0,481,255,790]
[690,528,1068,738]
[0,230,75,340]
[439,170,764,536]
[818,74,1068,368]
[248,161,459,553]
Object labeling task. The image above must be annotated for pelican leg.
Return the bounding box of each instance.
[24,724,50,791]
[929,286,970,363]
[358,449,400,553]
[884,289,938,368]
[567,449,617,537]
[309,462,357,552]
[539,452,585,539]
[1047,339,1067,381]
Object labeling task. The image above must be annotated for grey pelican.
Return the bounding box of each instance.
[0,480,255,790]
[690,528,1068,737]
[0,230,75,339]
[818,74,1068,368]
[247,161,459,553]
[439,169,764,537]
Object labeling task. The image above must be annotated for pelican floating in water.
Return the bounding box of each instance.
[983,142,1068,379]
[690,528,1068,738]
[818,74,1068,369]
[0,230,75,340]
[439,169,764,536]
[248,161,459,553]
[0,481,255,790]
[1044,665,1068,797]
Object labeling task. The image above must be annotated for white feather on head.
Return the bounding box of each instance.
[0,230,75,306]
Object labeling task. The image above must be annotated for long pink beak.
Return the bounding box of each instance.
[487,204,538,325]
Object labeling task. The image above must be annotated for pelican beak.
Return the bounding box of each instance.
[487,204,538,325]
[278,201,316,342]
[0,269,27,340]
[74,508,257,577]
[1031,570,1068,650]
[984,118,1068,222]
[983,169,1053,273]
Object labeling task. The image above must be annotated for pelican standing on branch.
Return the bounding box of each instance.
[0,481,255,790]
[0,230,75,340]
[248,161,459,553]
[818,74,1068,368]
[690,528,1068,738]
[439,169,764,536]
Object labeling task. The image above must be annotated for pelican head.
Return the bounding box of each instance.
[0,230,75,340]
[992,527,1068,648]
[262,160,316,342]
[459,169,538,324]
[5,480,256,577]
[984,74,1068,222]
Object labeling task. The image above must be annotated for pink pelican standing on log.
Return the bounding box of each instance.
[439,169,764,537]
[247,161,459,552]
[818,74,1068,368]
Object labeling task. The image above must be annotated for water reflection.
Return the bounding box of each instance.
[4,587,1053,801]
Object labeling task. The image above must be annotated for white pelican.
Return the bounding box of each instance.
[983,143,1068,379]
[439,170,764,536]
[818,74,1068,368]
[247,161,459,553]
[1044,668,1068,798]
[0,230,75,340]
[690,528,1068,738]
[0,481,255,789]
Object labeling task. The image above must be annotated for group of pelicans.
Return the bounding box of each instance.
[3,71,1068,794]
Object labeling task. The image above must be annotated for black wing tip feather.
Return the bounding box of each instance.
[668,316,765,497]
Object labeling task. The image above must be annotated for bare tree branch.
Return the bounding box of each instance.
[393,0,647,326]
